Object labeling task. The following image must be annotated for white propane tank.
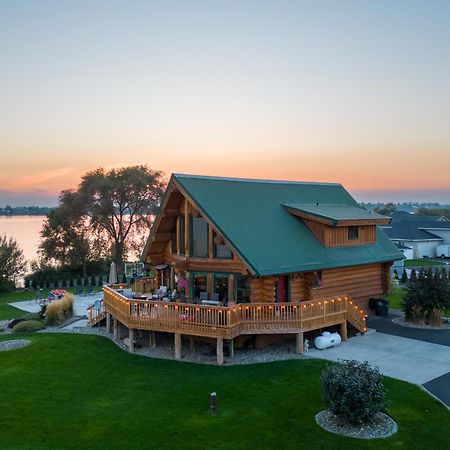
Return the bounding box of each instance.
[314,331,342,350]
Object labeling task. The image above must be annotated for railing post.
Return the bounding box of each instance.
[129,328,135,353]
[296,331,304,354]
[228,339,234,359]
[217,337,224,365]
[113,318,118,340]
[106,313,111,333]
[175,333,182,360]
[149,331,156,348]
[340,321,348,341]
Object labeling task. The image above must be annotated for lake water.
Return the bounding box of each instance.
[0,216,46,264]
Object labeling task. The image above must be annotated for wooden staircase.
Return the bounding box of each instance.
[87,306,106,327]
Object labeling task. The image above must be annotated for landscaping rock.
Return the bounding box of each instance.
[0,339,31,352]
[316,410,398,439]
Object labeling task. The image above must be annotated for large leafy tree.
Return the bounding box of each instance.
[40,165,165,275]
[39,191,94,276]
[78,166,165,272]
[0,233,25,290]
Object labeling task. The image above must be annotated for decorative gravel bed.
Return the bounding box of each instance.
[0,339,31,352]
[392,316,450,330]
[37,324,309,365]
[316,410,398,439]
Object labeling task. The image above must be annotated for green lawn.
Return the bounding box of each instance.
[0,333,449,449]
[404,259,446,267]
[388,285,406,311]
[0,290,38,321]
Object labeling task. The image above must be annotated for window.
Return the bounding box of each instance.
[179,215,185,255]
[171,232,177,254]
[192,273,207,300]
[348,226,359,240]
[213,231,232,258]
[236,275,251,303]
[191,217,208,257]
[214,274,229,304]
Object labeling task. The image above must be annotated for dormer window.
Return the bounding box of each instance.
[348,226,359,240]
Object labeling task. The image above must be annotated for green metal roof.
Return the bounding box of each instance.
[283,203,389,225]
[172,174,403,276]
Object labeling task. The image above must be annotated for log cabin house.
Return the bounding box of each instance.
[99,174,403,364]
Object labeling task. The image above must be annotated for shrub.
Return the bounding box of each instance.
[402,269,450,326]
[401,269,408,283]
[321,360,387,425]
[45,294,75,326]
[410,269,417,282]
[21,312,43,321]
[13,319,45,333]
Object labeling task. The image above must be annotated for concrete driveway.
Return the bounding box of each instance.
[308,330,450,386]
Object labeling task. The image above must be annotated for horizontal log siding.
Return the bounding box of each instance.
[324,225,377,247]
[290,276,309,301]
[250,277,276,303]
[311,264,384,309]
[302,219,377,247]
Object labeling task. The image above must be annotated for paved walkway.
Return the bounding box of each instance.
[308,330,450,386]
[9,293,103,318]
[367,311,450,346]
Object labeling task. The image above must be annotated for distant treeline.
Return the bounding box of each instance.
[360,202,450,216]
[0,206,53,216]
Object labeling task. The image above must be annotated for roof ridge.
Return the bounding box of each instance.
[173,173,342,186]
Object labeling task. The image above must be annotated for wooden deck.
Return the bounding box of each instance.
[96,285,367,339]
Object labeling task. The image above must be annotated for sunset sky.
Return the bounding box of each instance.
[1,1,450,206]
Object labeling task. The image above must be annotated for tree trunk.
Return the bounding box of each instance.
[114,240,124,277]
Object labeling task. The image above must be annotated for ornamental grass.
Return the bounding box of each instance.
[45,294,75,326]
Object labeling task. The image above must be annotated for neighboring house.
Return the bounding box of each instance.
[382,212,450,259]
[101,174,403,363]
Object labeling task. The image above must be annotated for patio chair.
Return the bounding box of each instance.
[199,291,208,301]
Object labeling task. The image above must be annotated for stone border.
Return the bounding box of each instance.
[0,339,31,352]
[392,316,450,330]
[315,410,398,439]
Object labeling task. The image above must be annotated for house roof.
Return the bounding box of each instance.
[282,203,389,225]
[395,243,412,250]
[383,221,443,241]
[165,174,403,277]
[390,211,450,224]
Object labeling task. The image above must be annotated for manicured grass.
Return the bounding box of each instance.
[388,285,406,311]
[404,259,446,267]
[0,333,449,449]
[0,290,38,320]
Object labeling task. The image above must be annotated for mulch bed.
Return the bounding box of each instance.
[316,410,398,439]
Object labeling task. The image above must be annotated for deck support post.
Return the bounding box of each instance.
[217,338,224,365]
[149,331,156,348]
[340,322,348,341]
[189,336,195,354]
[229,339,234,359]
[296,331,304,354]
[175,333,182,360]
[113,318,118,340]
[129,328,135,353]
[106,313,112,334]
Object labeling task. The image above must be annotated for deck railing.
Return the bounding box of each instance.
[100,285,367,339]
